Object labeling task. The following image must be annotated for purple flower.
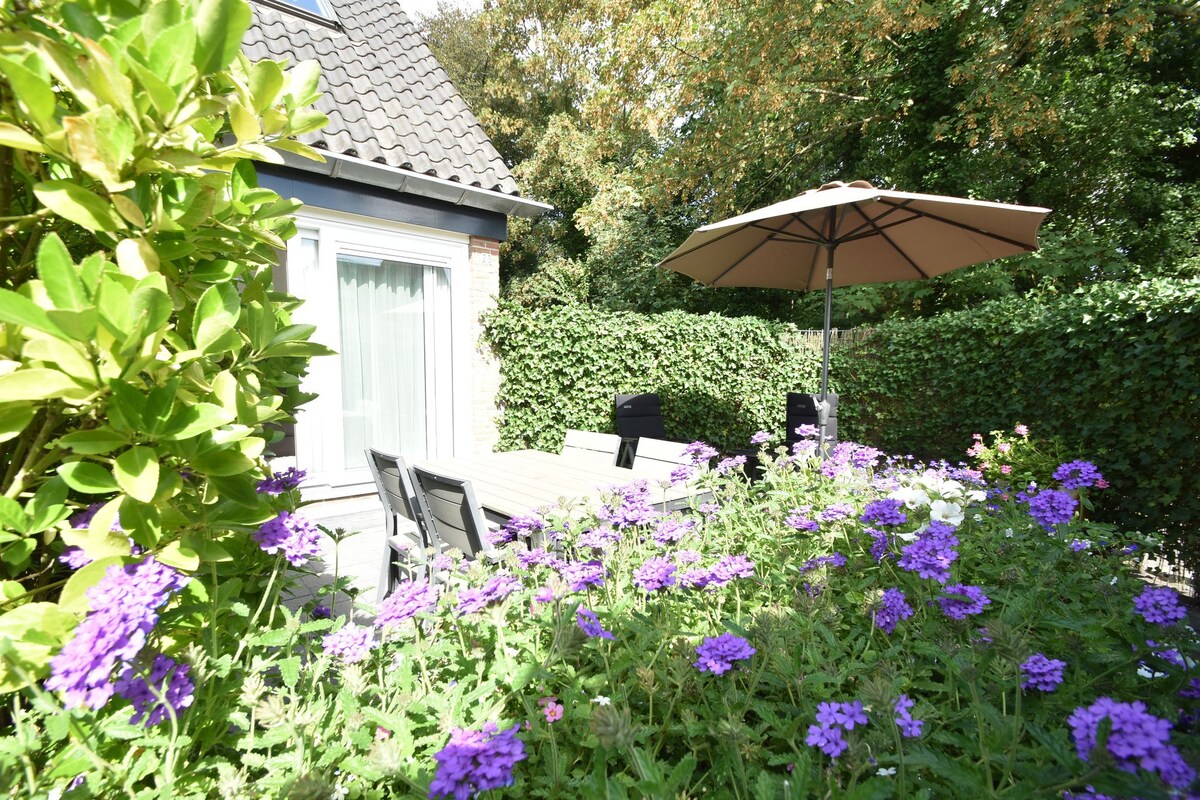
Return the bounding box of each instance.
[867,528,891,562]
[818,503,855,523]
[254,511,322,566]
[693,633,756,674]
[600,481,659,528]
[310,604,332,619]
[429,722,526,799]
[860,499,907,527]
[750,431,771,445]
[456,574,522,616]
[874,588,914,634]
[715,455,747,475]
[709,554,755,585]
[670,464,698,485]
[632,557,677,591]
[805,722,847,758]
[45,557,188,710]
[376,579,439,628]
[58,547,92,570]
[113,654,194,727]
[516,548,564,570]
[576,607,615,640]
[1133,585,1186,626]
[1027,489,1077,531]
[323,622,374,664]
[559,560,606,592]
[1068,698,1195,788]
[799,553,846,575]
[1181,678,1200,699]
[808,700,869,758]
[1053,460,1104,491]
[576,526,622,552]
[785,508,819,532]
[683,441,719,464]
[679,569,712,589]
[673,549,702,565]
[938,584,991,620]
[897,522,959,584]
[1070,539,1091,552]
[502,513,546,543]
[893,694,923,738]
[1021,653,1066,691]
[652,517,695,545]
[69,502,123,531]
[794,424,821,439]
[255,466,306,494]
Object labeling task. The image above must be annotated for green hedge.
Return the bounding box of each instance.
[482,279,1200,564]
[839,277,1200,563]
[481,304,831,452]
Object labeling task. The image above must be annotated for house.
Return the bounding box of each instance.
[242,0,549,499]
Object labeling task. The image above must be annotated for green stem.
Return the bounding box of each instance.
[234,555,283,662]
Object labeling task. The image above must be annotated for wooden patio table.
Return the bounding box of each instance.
[414,449,700,522]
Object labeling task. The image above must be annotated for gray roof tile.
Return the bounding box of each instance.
[243,0,522,196]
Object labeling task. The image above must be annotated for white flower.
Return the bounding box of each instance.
[1138,663,1167,679]
[966,489,987,504]
[591,695,611,706]
[894,531,918,543]
[889,486,930,509]
[929,500,965,526]
[973,513,983,522]
[1004,528,1014,538]
[877,767,897,777]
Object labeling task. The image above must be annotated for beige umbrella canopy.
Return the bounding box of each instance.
[658,180,1051,415]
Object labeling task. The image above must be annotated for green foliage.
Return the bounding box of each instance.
[840,276,1200,566]
[0,0,329,756]
[482,302,833,453]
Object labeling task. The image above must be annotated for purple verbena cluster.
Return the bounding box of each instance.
[683,441,720,464]
[1067,698,1195,788]
[1133,585,1187,626]
[376,579,439,628]
[866,528,891,562]
[255,466,306,495]
[874,588,914,634]
[558,560,606,592]
[818,503,856,523]
[679,569,712,589]
[785,508,819,533]
[496,513,546,545]
[45,557,188,712]
[799,553,847,575]
[715,455,747,476]
[1053,460,1104,491]
[806,700,868,758]
[575,607,615,640]
[1026,488,1078,531]
[750,431,771,445]
[576,525,622,552]
[254,511,322,566]
[709,554,755,585]
[516,548,565,571]
[670,464,698,485]
[652,517,695,545]
[693,633,755,674]
[456,574,522,616]
[599,481,659,528]
[893,694,923,738]
[113,654,194,727]
[1070,539,1091,552]
[897,522,959,583]
[939,584,991,620]
[632,557,677,592]
[429,722,526,799]
[1020,653,1066,691]
[323,622,375,664]
[860,498,907,527]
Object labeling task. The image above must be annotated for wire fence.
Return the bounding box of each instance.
[786,328,876,349]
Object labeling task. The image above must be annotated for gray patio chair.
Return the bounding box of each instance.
[785,392,838,446]
[629,437,692,482]
[562,429,622,467]
[410,465,491,562]
[366,448,439,602]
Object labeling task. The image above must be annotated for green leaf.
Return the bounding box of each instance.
[0,404,35,444]
[0,287,71,341]
[57,461,119,494]
[0,57,57,132]
[0,122,45,153]
[33,181,125,233]
[58,556,126,614]
[0,497,28,533]
[193,0,252,75]
[148,21,197,85]
[163,402,235,440]
[57,428,128,455]
[0,368,84,402]
[114,446,159,502]
[278,655,301,689]
[157,541,199,572]
[36,235,87,310]
[248,60,284,114]
[64,108,136,191]
[0,603,79,691]
[192,282,241,354]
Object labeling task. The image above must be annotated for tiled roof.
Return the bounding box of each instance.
[243,0,521,197]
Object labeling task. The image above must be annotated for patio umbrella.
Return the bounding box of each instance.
[658,180,1051,435]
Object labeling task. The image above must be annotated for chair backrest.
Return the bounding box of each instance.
[614,393,667,440]
[785,392,839,444]
[410,465,489,560]
[562,429,622,467]
[365,448,424,527]
[630,437,692,481]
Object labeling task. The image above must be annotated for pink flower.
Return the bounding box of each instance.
[538,695,564,723]
[997,442,1011,453]
[1014,424,1029,436]
[1000,465,1013,475]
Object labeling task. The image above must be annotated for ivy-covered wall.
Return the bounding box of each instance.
[481,304,832,452]
[482,278,1200,562]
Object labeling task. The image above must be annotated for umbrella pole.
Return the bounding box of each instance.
[819,245,834,453]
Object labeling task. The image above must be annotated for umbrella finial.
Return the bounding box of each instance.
[817,180,876,191]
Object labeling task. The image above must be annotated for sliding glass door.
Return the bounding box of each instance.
[287,212,468,493]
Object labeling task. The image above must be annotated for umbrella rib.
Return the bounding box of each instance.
[848,203,929,279]
[708,235,777,286]
[839,203,917,240]
[747,222,826,246]
[874,198,1040,250]
[658,222,755,267]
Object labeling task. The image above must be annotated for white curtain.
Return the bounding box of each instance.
[337,255,452,464]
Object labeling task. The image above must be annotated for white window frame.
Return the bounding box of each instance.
[285,207,472,497]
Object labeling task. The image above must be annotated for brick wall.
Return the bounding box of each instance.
[468,236,502,453]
